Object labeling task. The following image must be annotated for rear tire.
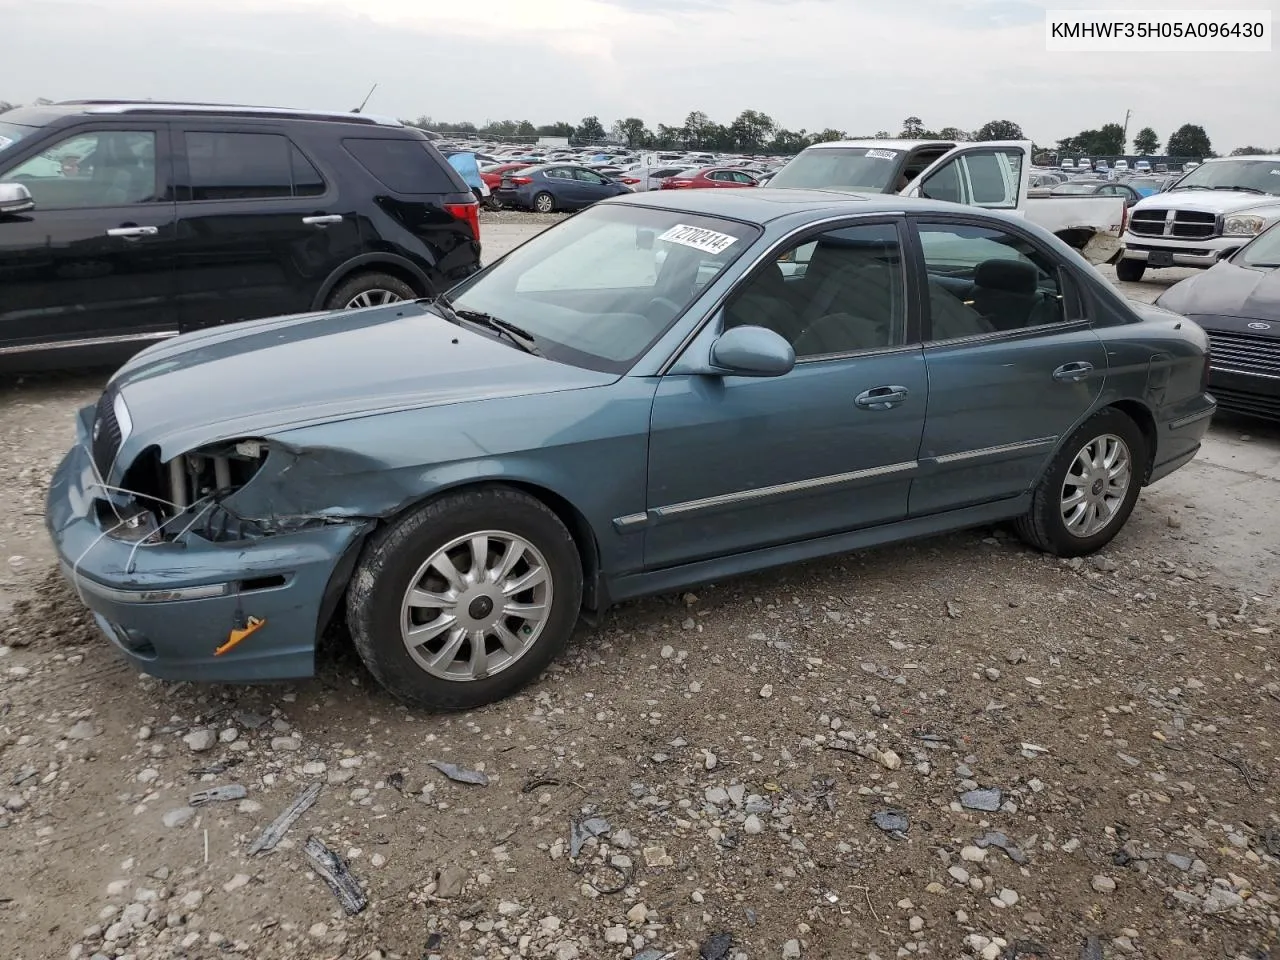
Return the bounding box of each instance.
[1115,258,1146,282]
[325,272,418,311]
[347,486,583,711]
[533,191,555,214]
[1015,407,1147,557]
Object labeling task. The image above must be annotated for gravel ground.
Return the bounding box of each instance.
[2,222,1279,960]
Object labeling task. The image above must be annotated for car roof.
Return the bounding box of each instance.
[2,99,402,127]
[609,187,958,223]
[804,139,955,151]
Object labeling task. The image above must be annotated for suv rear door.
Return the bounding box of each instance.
[171,123,364,331]
[0,120,177,361]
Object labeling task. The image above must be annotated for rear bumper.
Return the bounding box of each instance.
[45,419,369,683]
[1148,395,1217,484]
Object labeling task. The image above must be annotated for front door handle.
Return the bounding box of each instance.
[855,385,910,410]
[106,226,158,239]
[1052,361,1094,383]
[302,214,343,226]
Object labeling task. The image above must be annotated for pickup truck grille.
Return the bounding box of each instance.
[90,390,123,479]
[1128,209,1218,240]
[1206,331,1280,377]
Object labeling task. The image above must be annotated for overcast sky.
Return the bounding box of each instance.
[1,0,1273,151]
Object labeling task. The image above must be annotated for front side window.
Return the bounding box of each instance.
[2,129,158,208]
[448,204,759,373]
[723,222,906,358]
[920,149,1022,209]
[917,221,1067,340]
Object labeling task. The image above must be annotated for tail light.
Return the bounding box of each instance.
[621,177,641,185]
[1120,203,1129,234]
[444,199,480,241]
[509,176,533,186]
[666,179,692,188]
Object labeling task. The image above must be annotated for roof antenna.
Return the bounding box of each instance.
[352,83,378,114]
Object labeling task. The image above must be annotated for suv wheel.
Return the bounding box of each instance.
[1115,259,1146,282]
[1015,408,1146,557]
[326,272,418,311]
[347,486,583,710]
[532,192,555,214]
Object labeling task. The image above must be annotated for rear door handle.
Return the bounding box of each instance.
[106,226,158,239]
[855,385,910,410]
[302,215,343,226]
[1052,361,1094,382]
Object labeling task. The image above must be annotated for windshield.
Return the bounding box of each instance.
[765,146,902,192]
[1236,222,1280,268]
[0,120,37,156]
[446,203,760,373]
[1173,159,1280,196]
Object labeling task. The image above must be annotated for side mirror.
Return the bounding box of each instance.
[0,182,34,215]
[709,325,795,377]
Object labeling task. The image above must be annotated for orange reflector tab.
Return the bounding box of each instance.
[214,616,266,656]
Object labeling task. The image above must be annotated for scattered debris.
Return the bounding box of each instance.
[975,831,1028,864]
[429,761,490,786]
[870,810,910,834]
[569,816,612,858]
[189,784,248,806]
[699,931,733,960]
[248,783,322,855]
[303,836,367,915]
[959,787,1003,811]
[386,771,405,792]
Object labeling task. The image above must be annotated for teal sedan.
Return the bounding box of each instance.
[47,189,1216,710]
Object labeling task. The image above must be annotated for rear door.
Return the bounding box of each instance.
[907,214,1107,516]
[901,142,1031,215]
[172,124,364,331]
[0,122,177,355]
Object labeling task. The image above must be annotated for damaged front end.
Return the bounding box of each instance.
[45,394,375,683]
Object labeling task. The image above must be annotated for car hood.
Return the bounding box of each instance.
[1136,189,1280,215]
[1155,260,1280,321]
[109,302,618,464]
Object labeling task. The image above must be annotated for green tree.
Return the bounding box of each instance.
[974,120,1024,141]
[769,128,809,153]
[536,122,576,138]
[1094,123,1125,154]
[938,126,970,141]
[655,124,684,149]
[873,130,893,139]
[614,117,652,148]
[810,128,847,143]
[575,115,606,141]
[683,110,712,148]
[1167,124,1212,157]
[899,116,927,138]
[1133,127,1160,155]
[730,110,776,153]
[515,120,537,138]
[1230,145,1268,156]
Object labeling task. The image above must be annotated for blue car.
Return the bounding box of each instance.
[494,162,630,213]
[46,190,1215,710]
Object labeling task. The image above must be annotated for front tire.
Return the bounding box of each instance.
[1015,408,1147,557]
[347,486,583,711]
[532,191,555,214]
[1115,258,1146,282]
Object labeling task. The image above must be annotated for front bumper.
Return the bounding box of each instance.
[1121,233,1245,269]
[1207,368,1280,421]
[45,414,369,683]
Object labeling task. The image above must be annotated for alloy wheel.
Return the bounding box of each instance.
[1060,433,1132,538]
[345,289,403,309]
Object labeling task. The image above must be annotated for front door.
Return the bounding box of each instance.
[644,219,928,569]
[0,123,177,355]
[902,142,1030,214]
[172,125,364,331]
[907,216,1108,516]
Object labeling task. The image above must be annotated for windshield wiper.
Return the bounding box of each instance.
[1214,185,1267,194]
[422,294,542,356]
[1176,184,1213,191]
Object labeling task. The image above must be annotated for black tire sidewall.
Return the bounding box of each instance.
[1033,409,1147,556]
[347,487,582,711]
[1116,259,1145,282]
[533,192,554,213]
[325,272,419,311]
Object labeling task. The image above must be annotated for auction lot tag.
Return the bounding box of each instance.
[0,136,12,151]
[659,224,739,255]
[865,149,897,160]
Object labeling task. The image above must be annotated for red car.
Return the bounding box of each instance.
[659,167,760,190]
[480,162,532,190]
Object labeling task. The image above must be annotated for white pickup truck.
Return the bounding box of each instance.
[766,139,1127,264]
[1116,154,1280,281]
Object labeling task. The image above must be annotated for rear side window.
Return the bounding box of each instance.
[185,132,327,201]
[343,137,459,193]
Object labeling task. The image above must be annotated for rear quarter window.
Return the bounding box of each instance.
[342,137,464,194]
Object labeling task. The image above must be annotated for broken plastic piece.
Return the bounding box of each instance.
[189,784,248,806]
[248,782,322,855]
[304,835,367,915]
[569,816,612,858]
[959,787,1003,811]
[429,761,489,786]
[214,616,266,657]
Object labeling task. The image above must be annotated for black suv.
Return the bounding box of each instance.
[0,100,482,371]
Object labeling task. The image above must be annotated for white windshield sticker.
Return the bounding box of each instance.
[658,224,738,255]
[0,136,13,151]
[865,149,897,161]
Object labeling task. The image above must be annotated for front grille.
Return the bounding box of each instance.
[1208,385,1280,421]
[90,390,123,478]
[1206,330,1280,377]
[1128,209,1218,240]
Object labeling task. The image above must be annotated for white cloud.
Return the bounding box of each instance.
[0,0,1272,151]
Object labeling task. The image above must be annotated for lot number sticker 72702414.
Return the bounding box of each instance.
[658,224,739,256]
